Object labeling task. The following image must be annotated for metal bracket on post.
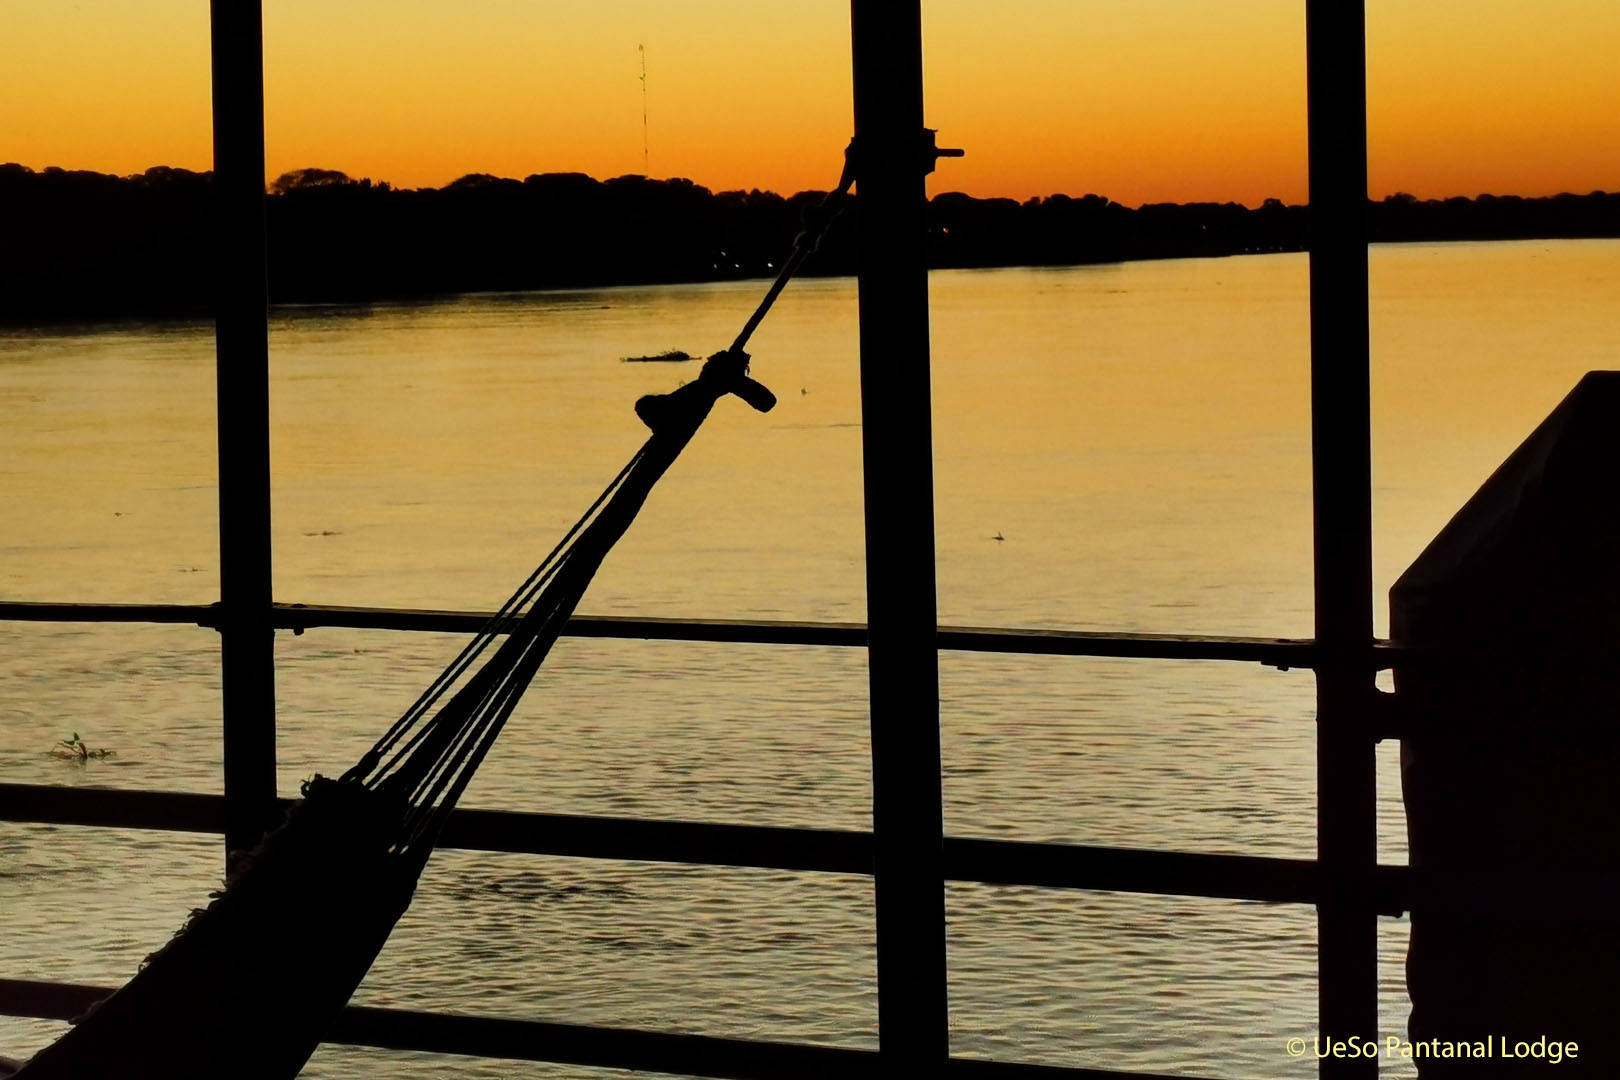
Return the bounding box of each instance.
[921,129,964,175]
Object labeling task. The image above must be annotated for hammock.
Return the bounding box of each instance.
[17,152,855,1080]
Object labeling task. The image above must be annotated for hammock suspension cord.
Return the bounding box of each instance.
[334,143,860,865]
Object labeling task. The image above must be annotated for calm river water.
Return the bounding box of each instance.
[3,239,1618,1078]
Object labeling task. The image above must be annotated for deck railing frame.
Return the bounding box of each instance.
[210,0,279,859]
[851,3,951,1067]
[1305,2,1379,1076]
[0,1,1392,1077]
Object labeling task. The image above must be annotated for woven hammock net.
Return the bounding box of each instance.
[17,350,775,1080]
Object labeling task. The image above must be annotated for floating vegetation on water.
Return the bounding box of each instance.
[622,349,693,363]
[49,732,114,762]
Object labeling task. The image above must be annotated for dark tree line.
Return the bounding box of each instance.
[3,161,1617,323]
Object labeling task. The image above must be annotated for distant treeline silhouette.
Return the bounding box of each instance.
[4,162,1618,322]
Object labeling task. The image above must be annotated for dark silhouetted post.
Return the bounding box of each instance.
[1395,373,1620,1077]
[1306,0,1378,1074]
[211,0,278,860]
[850,0,949,1070]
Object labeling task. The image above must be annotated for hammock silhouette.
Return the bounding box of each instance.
[18,155,855,1080]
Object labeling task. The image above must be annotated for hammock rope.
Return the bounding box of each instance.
[16,145,858,1080]
[345,142,859,864]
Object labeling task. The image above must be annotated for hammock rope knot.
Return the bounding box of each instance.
[634,347,774,434]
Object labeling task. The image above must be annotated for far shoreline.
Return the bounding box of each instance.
[4,163,1617,327]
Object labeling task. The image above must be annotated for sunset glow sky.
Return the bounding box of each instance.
[5,1,1618,205]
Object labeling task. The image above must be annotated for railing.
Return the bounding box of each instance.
[2,1,1390,1077]
[0,604,1411,1078]
[0,600,1359,665]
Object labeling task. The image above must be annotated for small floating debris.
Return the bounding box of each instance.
[622,349,694,363]
[49,732,114,762]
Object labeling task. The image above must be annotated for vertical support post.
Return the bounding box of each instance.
[1306,0,1378,1075]
[210,0,278,860]
[849,0,949,1070]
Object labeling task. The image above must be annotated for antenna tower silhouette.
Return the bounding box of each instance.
[638,43,649,174]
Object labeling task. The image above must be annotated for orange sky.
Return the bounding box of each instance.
[4,1,1617,205]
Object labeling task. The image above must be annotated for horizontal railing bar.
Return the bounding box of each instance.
[294,604,874,647]
[0,978,1204,1080]
[0,979,102,1026]
[0,784,1408,911]
[940,624,1320,666]
[0,784,226,836]
[0,600,1365,666]
[0,601,218,625]
[336,1005,1197,1080]
[0,783,873,876]
[949,837,1407,916]
[12,601,1610,671]
[440,806,874,875]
